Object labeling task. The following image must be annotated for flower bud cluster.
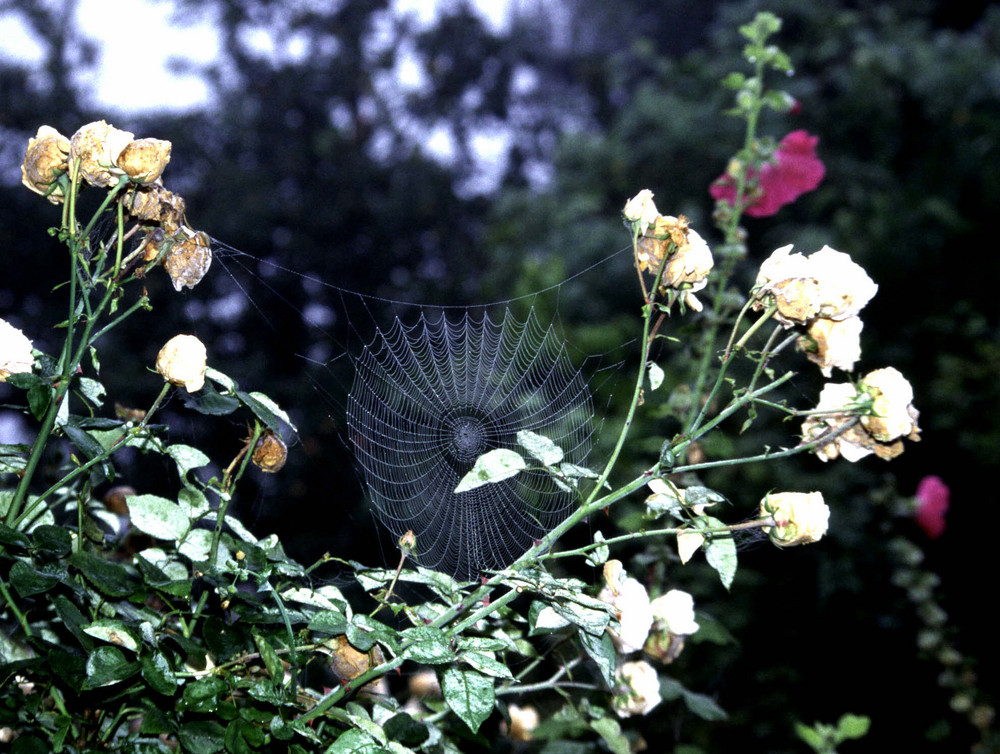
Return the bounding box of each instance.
[624,190,715,312]
[20,122,210,291]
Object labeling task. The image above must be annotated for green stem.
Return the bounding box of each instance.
[0,575,32,637]
[11,383,172,529]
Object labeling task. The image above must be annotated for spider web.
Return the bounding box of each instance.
[202,237,630,577]
[346,309,595,579]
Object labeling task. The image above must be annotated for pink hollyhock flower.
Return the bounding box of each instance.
[710,130,826,217]
[914,475,949,539]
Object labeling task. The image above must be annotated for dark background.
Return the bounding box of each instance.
[1,0,997,750]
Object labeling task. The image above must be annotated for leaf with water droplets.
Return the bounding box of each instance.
[517,430,564,466]
[454,449,526,493]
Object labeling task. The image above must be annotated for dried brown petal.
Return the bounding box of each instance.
[121,183,186,231]
[116,138,172,184]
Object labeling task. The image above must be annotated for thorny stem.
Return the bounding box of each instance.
[10,383,172,530]
[541,517,776,561]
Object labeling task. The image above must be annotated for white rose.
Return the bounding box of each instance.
[156,334,207,392]
[761,491,830,546]
[650,589,699,636]
[809,245,878,321]
[599,560,653,654]
[860,367,918,442]
[799,315,864,377]
[614,660,662,718]
[753,244,877,327]
[623,189,659,235]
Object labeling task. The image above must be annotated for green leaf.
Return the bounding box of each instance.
[52,595,93,650]
[10,561,62,596]
[83,620,140,651]
[84,645,138,688]
[328,728,381,754]
[0,522,31,549]
[401,626,454,664]
[794,722,826,751]
[69,551,134,598]
[308,610,349,635]
[383,713,430,747]
[591,716,630,754]
[700,516,737,590]
[27,381,53,420]
[77,376,106,407]
[578,630,616,687]
[455,448,526,492]
[127,494,189,541]
[141,652,178,696]
[836,713,871,739]
[182,379,240,416]
[680,689,727,721]
[31,524,73,557]
[660,676,727,721]
[346,614,398,653]
[647,361,665,391]
[253,629,284,684]
[167,444,210,480]
[516,430,564,466]
[181,676,228,713]
[177,720,226,754]
[585,531,609,567]
[441,667,495,733]
[178,528,213,562]
[0,443,30,475]
[460,651,514,679]
[246,390,297,432]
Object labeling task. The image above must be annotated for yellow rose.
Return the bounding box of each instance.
[761,491,829,546]
[156,334,207,392]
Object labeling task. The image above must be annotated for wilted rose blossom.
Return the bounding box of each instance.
[156,334,207,392]
[70,120,135,188]
[644,589,699,663]
[623,189,659,235]
[21,126,71,203]
[163,227,213,291]
[0,319,34,381]
[753,245,877,328]
[252,429,287,473]
[649,590,699,636]
[635,214,714,310]
[799,316,863,376]
[761,491,830,547]
[914,475,949,539]
[116,138,172,184]
[710,130,825,217]
[860,367,920,443]
[614,661,662,718]
[599,560,653,654]
[802,370,920,462]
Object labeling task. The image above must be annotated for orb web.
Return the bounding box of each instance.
[347,308,595,579]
